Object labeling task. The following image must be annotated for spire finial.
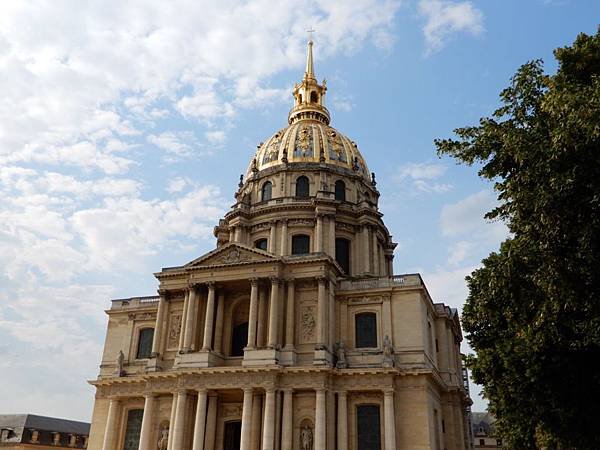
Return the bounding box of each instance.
[305,27,316,79]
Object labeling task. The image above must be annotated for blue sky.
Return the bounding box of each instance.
[0,0,598,421]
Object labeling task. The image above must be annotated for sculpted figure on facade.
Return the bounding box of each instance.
[382,334,394,368]
[300,425,313,450]
[157,426,168,450]
[115,349,125,376]
[336,341,347,369]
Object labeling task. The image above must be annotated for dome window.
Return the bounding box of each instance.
[261,181,272,201]
[292,235,310,255]
[335,238,350,274]
[310,91,318,103]
[296,176,310,198]
[334,180,346,201]
[255,239,268,251]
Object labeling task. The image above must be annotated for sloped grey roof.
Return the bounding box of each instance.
[0,414,89,436]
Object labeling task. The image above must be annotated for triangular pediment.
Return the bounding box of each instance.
[185,242,278,268]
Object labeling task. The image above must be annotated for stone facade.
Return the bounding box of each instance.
[0,414,89,449]
[87,40,472,450]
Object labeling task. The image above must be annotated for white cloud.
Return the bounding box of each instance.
[205,130,227,145]
[395,162,453,193]
[147,131,199,161]
[440,189,506,240]
[418,0,484,53]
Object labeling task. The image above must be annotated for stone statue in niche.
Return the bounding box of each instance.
[335,341,347,369]
[382,334,394,368]
[300,425,313,450]
[115,350,125,376]
[157,425,169,450]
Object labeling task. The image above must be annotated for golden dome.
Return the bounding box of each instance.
[247,121,370,181]
[246,40,371,182]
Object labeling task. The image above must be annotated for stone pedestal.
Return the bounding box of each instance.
[279,347,297,366]
[145,356,163,373]
[242,348,279,367]
[175,350,223,368]
[313,348,333,366]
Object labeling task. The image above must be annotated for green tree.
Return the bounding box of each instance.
[435,29,600,450]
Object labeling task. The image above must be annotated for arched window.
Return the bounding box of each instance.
[334,180,346,201]
[335,238,350,274]
[136,328,154,359]
[296,176,309,198]
[231,322,248,357]
[291,234,310,255]
[261,181,272,201]
[255,238,268,251]
[310,91,318,103]
[355,312,377,348]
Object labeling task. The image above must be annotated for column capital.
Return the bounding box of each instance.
[264,386,276,394]
[383,388,395,396]
[281,387,294,394]
[269,276,281,285]
[157,289,168,297]
[316,275,327,284]
[270,219,278,225]
[197,388,208,395]
[281,218,288,225]
[314,386,327,393]
[143,392,157,399]
[206,281,216,289]
[175,388,188,396]
[250,277,260,286]
[335,390,348,397]
[285,277,295,285]
[242,387,254,394]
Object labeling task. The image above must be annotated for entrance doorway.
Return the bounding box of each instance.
[223,420,242,450]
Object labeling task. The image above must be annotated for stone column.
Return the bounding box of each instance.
[280,219,288,255]
[372,229,379,275]
[213,292,225,353]
[267,278,280,349]
[281,389,293,450]
[247,278,259,349]
[139,394,156,450]
[240,388,254,450]
[192,389,208,450]
[250,394,263,450]
[327,215,336,257]
[204,394,218,450]
[151,294,166,356]
[178,291,190,351]
[337,392,348,450]
[383,390,397,450]
[315,214,323,252]
[328,281,335,352]
[261,388,276,450]
[172,390,188,450]
[315,389,327,450]
[234,226,242,242]
[362,225,371,273]
[269,221,277,253]
[284,280,295,349]
[101,398,120,450]
[202,282,216,350]
[316,277,327,349]
[183,286,198,352]
[257,287,267,348]
[167,394,178,450]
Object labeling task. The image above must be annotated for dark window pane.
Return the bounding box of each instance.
[335,238,350,274]
[357,405,381,450]
[255,239,268,251]
[123,409,144,450]
[136,328,154,359]
[262,182,272,201]
[223,421,242,450]
[231,322,248,356]
[291,235,310,255]
[334,180,346,201]
[296,176,309,198]
[355,313,377,348]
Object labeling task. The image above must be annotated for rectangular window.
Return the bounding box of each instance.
[357,405,381,450]
[355,313,377,348]
[335,238,350,274]
[136,328,154,359]
[123,409,144,450]
[291,235,310,255]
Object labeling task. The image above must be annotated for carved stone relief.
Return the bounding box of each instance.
[167,313,182,349]
[219,248,248,264]
[301,306,316,343]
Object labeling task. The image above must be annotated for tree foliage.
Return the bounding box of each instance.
[435,29,600,450]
